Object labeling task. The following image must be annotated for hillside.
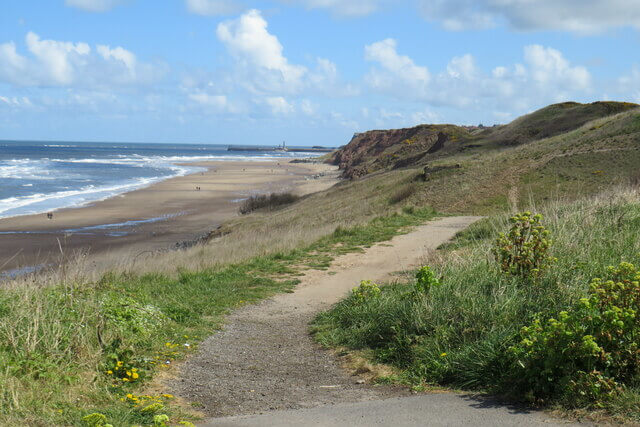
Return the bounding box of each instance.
[330,101,639,180]
[327,101,640,214]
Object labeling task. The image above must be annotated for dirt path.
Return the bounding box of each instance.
[169,216,588,425]
[167,217,481,418]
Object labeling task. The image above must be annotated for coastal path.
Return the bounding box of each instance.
[168,217,586,426]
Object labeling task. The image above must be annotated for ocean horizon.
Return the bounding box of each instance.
[0,140,322,219]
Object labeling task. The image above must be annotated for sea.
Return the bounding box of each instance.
[0,140,320,219]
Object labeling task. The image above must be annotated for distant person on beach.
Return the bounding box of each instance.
[46,212,53,220]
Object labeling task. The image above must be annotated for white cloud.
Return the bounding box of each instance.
[0,42,28,84]
[0,32,163,88]
[523,45,590,91]
[97,45,137,75]
[264,96,295,114]
[446,54,477,80]
[217,9,307,93]
[364,38,430,96]
[185,0,241,16]
[215,9,347,97]
[0,95,33,108]
[26,32,91,85]
[363,40,592,115]
[65,0,124,12]
[419,0,640,33]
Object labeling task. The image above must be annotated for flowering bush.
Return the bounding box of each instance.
[493,212,554,279]
[352,280,381,302]
[508,262,640,406]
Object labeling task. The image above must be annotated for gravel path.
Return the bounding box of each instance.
[167,217,481,419]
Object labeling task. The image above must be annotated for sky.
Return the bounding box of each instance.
[1,1,640,146]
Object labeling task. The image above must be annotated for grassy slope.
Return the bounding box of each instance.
[2,101,640,425]
[0,206,436,426]
[389,106,640,214]
[312,187,640,421]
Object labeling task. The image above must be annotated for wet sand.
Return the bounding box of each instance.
[0,160,339,275]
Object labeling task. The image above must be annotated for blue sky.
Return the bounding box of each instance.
[1,0,639,146]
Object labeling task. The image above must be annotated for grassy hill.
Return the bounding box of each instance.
[327,101,640,214]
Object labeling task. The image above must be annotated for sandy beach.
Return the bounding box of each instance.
[0,160,339,276]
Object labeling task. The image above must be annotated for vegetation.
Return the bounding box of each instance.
[0,207,436,426]
[2,101,640,424]
[312,187,640,421]
[238,192,300,215]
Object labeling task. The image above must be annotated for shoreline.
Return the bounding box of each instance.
[0,159,339,276]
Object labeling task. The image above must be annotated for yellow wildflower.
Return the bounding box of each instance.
[107,370,113,375]
[116,361,124,367]
[122,378,130,382]
[126,371,132,377]
[132,372,139,379]
[162,394,174,399]
[126,393,133,399]
[440,352,447,357]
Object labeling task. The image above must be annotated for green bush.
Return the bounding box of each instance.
[414,266,441,294]
[352,280,381,302]
[508,262,640,406]
[493,212,553,279]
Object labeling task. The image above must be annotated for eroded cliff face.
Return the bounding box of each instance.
[329,125,463,179]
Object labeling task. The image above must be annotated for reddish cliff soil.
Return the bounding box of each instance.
[329,125,471,179]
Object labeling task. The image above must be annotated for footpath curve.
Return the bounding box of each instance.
[167,216,585,426]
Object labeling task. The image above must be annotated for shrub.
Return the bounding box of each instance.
[508,262,640,406]
[493,212,554,279]
[352,280,381,302]
[414,266,441,294]
[238,192,299,215]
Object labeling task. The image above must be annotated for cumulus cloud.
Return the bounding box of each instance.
[364,38,430,97]
[364,39,592,115]
[217,9,307,93]
[26,32,91,85]
[419,0,640,33]
[0,32,164,88]
[523,45,590,91]
[65,0,124,12]
[216,9,345,96]
[264,96,295,114]
[185,0,242,16]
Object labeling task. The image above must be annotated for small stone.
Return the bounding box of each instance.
[355,379,365,385]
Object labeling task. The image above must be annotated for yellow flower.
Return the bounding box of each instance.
[440,352,447,357]
[132,372,139,379]
[131,368,138,372]
[165,342,172,347]
[107,370,113,375]
[116,361,124,367]
[162,394,174,399]
[122,378,130,382]
[126,371,132,377]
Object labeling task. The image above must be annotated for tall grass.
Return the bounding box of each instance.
[0,206,437,426]
[313,186,640,419]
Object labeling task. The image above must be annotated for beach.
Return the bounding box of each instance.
[0,160,339,276]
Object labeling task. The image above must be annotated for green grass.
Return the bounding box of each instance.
[312,188,640,421]
[0,206,437,426]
